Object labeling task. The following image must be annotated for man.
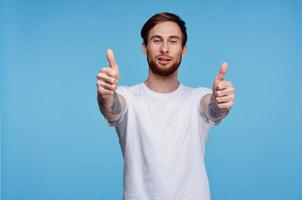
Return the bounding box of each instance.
[96,12,235,200]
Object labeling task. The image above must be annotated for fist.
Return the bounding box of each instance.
[212,62,235,112]
[97,49,120,99]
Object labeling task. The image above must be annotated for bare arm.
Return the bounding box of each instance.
[97,91,126,124]
[201,63,235,124]
[96,49,127,124]
[201,93,229,124]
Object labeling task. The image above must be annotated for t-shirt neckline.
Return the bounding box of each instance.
[141,82,183,100]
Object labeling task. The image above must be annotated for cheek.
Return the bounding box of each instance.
[174,50,183,60]
[149,47,159,57]
[150,46,157,52]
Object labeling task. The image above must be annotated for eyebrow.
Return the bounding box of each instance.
[150,35,162,40]
[169,36,181,40]
[150,35,181,40]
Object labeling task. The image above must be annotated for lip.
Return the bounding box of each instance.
[157,56,172,65]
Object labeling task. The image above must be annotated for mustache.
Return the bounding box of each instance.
[156,55,173,59]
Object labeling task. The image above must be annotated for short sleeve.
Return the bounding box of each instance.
[103,86,130,127]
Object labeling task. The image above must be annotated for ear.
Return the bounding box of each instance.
[182,45,187,56]
[141,43,147,55]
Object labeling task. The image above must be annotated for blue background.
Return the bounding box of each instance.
[1,0,301,199]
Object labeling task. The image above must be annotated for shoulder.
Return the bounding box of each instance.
[116,83,144,99]
[195,87,212,97]
[117,83,144,93]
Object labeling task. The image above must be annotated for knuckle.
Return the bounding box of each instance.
[97,73,103,79]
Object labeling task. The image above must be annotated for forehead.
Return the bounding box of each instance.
[148,21,182,38]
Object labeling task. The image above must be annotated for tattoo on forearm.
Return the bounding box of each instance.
[209,101,223,119]
[111,91,121,115]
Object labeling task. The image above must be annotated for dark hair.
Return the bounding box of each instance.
[141,12,187,47]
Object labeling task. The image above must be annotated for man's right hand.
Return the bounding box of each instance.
[97,49,120,99]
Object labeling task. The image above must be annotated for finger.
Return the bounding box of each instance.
[106,49,119,74]
[98,87,114,95]
[97,73,118,85]
[213,75,221,91]
[100,67,119,79]
[217,81,232,91]
[215,86,235,97]
[216,101,234,111]
[97,79,116,91]
[98,81,117,91]
[217,62,228,80]
[215,94,235,103]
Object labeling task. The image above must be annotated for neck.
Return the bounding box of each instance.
[144,69,180,93]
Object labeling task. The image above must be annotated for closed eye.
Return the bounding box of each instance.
[169,36,180,45]
[153,39,161,44]
[150,35,163,44]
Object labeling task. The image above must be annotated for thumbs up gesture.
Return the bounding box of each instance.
[97,49,120,99]
[212,62,235,114]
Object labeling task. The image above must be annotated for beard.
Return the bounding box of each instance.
[147,52,182,77]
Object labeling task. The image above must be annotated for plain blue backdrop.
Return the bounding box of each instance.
[1,0,302,199]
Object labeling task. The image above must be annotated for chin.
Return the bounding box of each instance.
[150,63,179,77]
[147,53,182,77]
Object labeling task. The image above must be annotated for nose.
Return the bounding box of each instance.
[160,41,169,54]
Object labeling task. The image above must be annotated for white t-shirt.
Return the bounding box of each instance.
[107,83,213,200]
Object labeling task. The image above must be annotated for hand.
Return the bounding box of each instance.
[97,49,120,99]
[212,62,235,114]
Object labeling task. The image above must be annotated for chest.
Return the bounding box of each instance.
[129,95,198,135]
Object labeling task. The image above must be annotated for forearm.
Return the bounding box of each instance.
[201,94,229,124]
[97,91,124,123]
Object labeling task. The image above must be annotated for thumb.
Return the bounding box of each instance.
[213,76,220,93]
[106,49,119,76]
[213,62,228,92]
[217,62,228,81]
